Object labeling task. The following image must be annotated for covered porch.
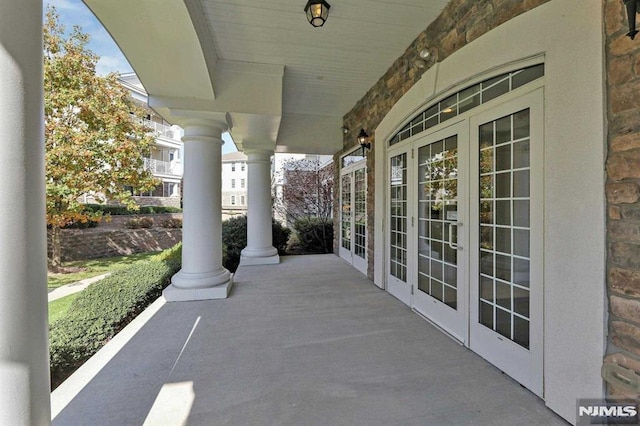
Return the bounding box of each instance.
[51,255,563,425]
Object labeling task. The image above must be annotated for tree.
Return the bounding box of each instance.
[44,7,157,270]
[273,157,334,252]
[273,157,334,225]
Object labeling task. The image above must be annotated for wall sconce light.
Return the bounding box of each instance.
[624,0,640,39]
[341,126,349,134]
[304,0,331,27]
[358,128,371,156]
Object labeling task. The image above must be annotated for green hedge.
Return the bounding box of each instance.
[49,244,182,388]
[293,217,333,254]
[221,215,290,272]
[84,204,182,215]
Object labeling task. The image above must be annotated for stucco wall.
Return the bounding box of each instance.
[339,0,607,423]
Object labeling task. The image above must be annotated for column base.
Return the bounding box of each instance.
[240,253,280,266]
[240,246,280,266]
[164,268,233,301]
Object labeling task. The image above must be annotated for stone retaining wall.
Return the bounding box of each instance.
[48,214,182,261]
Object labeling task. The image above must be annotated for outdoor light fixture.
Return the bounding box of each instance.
[624,0,640,39]
[414,48,435,69]
[358,128,371,156]
[304,0,331,27]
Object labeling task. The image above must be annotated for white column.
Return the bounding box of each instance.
[163,119,232,301]
[0,1,51,425]
[240,150,279,265]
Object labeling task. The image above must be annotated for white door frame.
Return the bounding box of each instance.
[339,157,368,275]
[382,83,544,396]
[411,121,469,343]
[468,86,544,397]
[386,145,412,306]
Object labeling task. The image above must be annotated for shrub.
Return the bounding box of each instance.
[124,217,154,229]
[49,243,182,389]
[138,217,154,228]
[221,215,248,272]
[221,215,290,272]
[139,206,182,214]
[293,217,333,253]
[272,219,291,254]
[61,220,99,229]
[84,204,182,215]
[161,217,182,228]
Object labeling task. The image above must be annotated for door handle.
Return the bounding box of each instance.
[448,222,462,250]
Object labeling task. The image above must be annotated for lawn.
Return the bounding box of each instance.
[49,293,79,325]
[48,251,159,291]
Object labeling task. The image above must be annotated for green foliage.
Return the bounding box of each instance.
[221,216,290,272]
[84,204,182,215]
[272,220,291,254]
[293,217,334,254]
[49,244,181,388]
[221,216,248,272]
[47,251,160,290]
[49,293,80,325]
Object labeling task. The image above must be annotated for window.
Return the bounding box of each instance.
[231,196,236,205]
[241,178,245,189]
[389,64,544,146]
[241,196,245,205]
[241,162,245,171]
[231,162,236,171]
[231,179,236,189]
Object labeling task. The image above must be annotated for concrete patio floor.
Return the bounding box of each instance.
[51,254,566,425]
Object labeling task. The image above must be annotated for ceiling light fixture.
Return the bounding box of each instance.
[414,48,435,69]
[304,0,331,28]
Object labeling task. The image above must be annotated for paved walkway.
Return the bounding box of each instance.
[48,273,110,302]
[51,255,566,425]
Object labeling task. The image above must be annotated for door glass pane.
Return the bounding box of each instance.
[354,169,366,259]
[478,109,531,349]
[390,154,408,282]
[417,137,458,310]
[341,175,351,250]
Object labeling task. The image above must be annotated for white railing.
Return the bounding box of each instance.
[143,158,183,176]
[138,118,178,140]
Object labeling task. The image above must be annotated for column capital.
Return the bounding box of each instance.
[167,109,231,137]
[244,149,274,163]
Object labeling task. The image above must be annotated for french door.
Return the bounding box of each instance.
[340,165,367,274]
[387,147,411,306]
[468,89,543,397]
[412,122,468,341]
[386,87,543,396]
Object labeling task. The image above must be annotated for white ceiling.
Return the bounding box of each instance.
[85,0,449,154]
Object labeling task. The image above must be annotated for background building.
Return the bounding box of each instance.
[221,151,247,220]
[118,73,183,208]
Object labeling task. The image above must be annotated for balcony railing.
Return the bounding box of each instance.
[143,158,183,176]
[138,118,178,140]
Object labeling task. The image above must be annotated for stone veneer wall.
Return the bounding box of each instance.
[334,0,551,279]
[604,0,640,401]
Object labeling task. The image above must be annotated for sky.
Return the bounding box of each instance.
[44,0,237,153]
